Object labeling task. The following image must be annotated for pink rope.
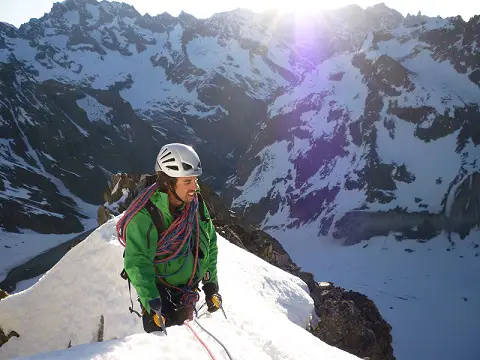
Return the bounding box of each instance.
[117,182,159,246]
[184,321,216,360]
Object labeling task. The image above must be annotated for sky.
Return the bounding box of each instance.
[0,0,479,28]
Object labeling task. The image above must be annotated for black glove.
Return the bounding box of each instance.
[141,297,166,333]
[203,282,222,313]
[142,311,166,333]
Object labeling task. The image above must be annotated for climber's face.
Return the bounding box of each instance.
[172,176,198,205]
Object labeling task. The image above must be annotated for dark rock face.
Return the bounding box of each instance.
[331,175,480,244]
[98,173,395,360]
[445,171,480,238]
[310,282,394,360]
[0,61,165,233]
[419,15,480,77]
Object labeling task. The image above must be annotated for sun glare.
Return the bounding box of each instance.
[263,0,330,15]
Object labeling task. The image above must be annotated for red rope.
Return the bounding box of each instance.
[154,208,200,305]
[184,321,216,360]
[116,183,159,247]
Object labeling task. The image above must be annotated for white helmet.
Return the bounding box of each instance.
[155,143,202,177]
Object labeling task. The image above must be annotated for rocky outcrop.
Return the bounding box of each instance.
[419,15,480,79]
[0,327,19,347]
[309,282,393,360]
[0,289,20,347]
[98,173,395,360]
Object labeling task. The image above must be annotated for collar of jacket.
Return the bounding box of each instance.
[149,189,186,215]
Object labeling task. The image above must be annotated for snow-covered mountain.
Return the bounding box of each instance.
[0,217,360,360]
[225,12,480,244]
[2,1,477,240]
[0,0,298,236]
[1,1,479,359]
[220,10,480,360]
[210,9,479,359]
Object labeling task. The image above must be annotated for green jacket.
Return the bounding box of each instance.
[123,189,218,313]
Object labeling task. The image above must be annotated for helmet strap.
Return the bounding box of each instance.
[168,184,185,205]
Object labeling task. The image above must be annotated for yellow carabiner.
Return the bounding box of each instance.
[212,295,221,309]
[153,313,166,328]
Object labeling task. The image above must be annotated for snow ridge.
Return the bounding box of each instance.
[0,217,358,360]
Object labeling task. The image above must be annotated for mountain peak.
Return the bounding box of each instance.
[63,0,96,6]
[364,2,403,28]
[0,21,18,34]
[0,21,18,30]
[178,10,196,23]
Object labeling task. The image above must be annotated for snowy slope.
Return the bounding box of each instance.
[0,229,94,284]
[0,216,358,360]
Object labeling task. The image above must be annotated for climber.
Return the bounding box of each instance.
[122,143,222,333]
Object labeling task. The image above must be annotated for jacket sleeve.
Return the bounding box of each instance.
[124,210,159,314]
[204,209,219,288]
